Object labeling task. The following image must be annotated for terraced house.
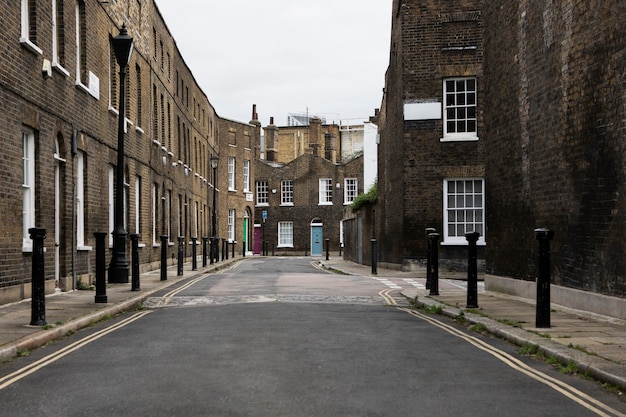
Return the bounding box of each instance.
[0,0,255,304]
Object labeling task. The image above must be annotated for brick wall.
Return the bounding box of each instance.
[378,0,485,270]
[483,0,626,296]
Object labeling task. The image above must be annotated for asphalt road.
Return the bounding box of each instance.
[0,257,624,416]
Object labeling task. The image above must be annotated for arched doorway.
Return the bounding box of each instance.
[310,218,323,256]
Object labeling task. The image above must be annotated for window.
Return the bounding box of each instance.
[108,166,114,247]
[135,176,141,235]
[228,209,235,241]
[75,1,87,86]
[76,151,89,249]
[319,178,333,205]
[281,180,293,206]
[152,183,159,245]
[243,160,250,192]
[344,178,358,204]
[135,65,142,127]
[443,179,485,244]
[256,181,268,205]
[443,78,477,141]
[52,0,66,71]
[22,129,35,251]
[167,190,172,241]
[21,0,42,54]
[278,222,293,247]
[228,157,235,191]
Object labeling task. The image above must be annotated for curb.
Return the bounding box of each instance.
[402,291,626,391]
[0,259,241,364]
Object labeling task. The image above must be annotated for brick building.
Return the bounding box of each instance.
[376,0,485,270]
[254,117,364,255]
[0,0,240,304]
[482,1,626,297]
[217,108,261,255]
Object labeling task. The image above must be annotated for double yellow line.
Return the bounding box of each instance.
[380,289,625,417]
[0,311,151,390]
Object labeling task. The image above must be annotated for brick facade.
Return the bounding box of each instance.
[254,119,364,256]
[483,1,626,296]
[0,0,242,303]
[377,0,485,270]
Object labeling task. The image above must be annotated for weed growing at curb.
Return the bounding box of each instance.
[422,304,443,315]
[469,323,488,334]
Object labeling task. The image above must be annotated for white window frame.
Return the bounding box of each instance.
[344,178,358,205]
[228,209,235,242]
[152,183,158,246]
[22,129,35,251]
[319,178,333,205]
[442,77,478,142]
[278,222,294,248]
[243,160,250,193]
[443,178,486,245]
[281,180,294,206]
[228,157,236,191]
[76,151,90,250]
[20,0,42,54]
[108,166,114,247]
[134,176,142,236]
[256,181,269,206]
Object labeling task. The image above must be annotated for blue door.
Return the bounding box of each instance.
[311,225,323,256]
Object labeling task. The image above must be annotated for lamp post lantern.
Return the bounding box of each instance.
[210,156,219,263]
[108,24,134,283]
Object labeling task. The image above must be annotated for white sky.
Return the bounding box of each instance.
[155,1,392,126]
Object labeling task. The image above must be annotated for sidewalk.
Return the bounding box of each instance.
[320,258,626,391]
[0,256,241,364]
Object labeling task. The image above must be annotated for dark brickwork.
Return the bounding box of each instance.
[483,1,626,296]
[378,0,485,270]
[0,0,243,303]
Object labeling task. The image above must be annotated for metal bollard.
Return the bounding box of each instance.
[202,237,208,267]
[191,237,198,271]
[231,241,235,259]
[425,228,436,290]
[371,238,378,275]
[221,238,226,261]
[130,234,140,291]
[465,231,480,308]
[535,228,554,328]
[428,233,440,296]
[325,238,330,260]
[160,235,169,281]
[94,232,108,303]
[177,236,184,276]
[29,228,47,326]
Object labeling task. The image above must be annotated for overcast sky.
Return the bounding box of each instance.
[155,1,392,126]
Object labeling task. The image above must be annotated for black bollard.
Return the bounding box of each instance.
[225,240,229,260]
[231,241,235,259]
[130,234,140,291]
[202,237,208,267]
[94,232,108,303]
[177,236,184,276]
[425,228,436,290]
[465,231,480,308]
[221,238,226,261]
[29,228,47,326]
[325,238,330,260]
[535,228,554,328]
[371,238,378,275]
[191,237,198,271]
[428,233,440,296]
[160,235,169,281]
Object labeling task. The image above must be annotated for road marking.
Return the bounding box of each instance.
[403,279,425,289]
[373,277,402,289]
[384,296,625,417]
[0,311,152,391]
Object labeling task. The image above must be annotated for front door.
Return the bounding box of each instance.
[311,224,323,256]
[254,224,261,254]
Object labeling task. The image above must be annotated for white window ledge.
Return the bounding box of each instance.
[77,246,93,251]
[440,136,479,143]
[20,38,43,55]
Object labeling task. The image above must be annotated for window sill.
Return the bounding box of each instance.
[77,246,93,251]
[280,203,294,207]
[440,241,486,246]
[440,136,479,143]
[52,62,70,77]
[318,202,333,206]
[20,38,43,55]
[277,245,294,248]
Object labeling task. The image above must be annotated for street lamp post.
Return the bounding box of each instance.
[108,24,134,283]
[210,156,219,263]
